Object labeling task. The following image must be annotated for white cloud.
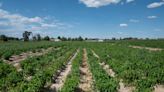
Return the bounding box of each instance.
[129,19,139,23]
[79,0,121,8]
[120,2,124,5]
[120,23,128,27]
[117,32,123,34]
[147,16,157,19]
[126,0,134,3]
[0,9,71,37]
[147,1,164,8]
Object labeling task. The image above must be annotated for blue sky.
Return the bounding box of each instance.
[0,0,164,39]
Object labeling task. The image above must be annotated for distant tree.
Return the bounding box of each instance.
[36,34,41,41]
[0,35,8,41]
[43,36,50,41]
[85,38,88,40]
[33,36,37,41]
[23,31,32,41]
[146,38,149,40]
[68,37,71,41]
[78,36,83,41]
[61,37,67,41]
[58,36,61,40]
[112,37,116,40]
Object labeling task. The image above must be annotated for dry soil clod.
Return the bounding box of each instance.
[50,49,79,92]
[78,48,93,92]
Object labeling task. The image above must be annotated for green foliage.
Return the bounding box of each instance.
[61,50,82,92]
[87,50,118,92]
[89,42,164,91]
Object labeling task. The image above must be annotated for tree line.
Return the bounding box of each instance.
[0,31,84,42]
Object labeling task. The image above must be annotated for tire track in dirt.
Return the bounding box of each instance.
[49,49,79,92]
[92,50,135,92]
[78,48,93,92]
[3,47,60,72]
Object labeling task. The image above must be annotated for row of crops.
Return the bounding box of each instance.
[0,41,64,59]
[88,42,164,92]
[0,41,164,92]
[117,40,164,48]
[0,43,77,92]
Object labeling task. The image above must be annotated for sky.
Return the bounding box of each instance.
[0,0,164,39]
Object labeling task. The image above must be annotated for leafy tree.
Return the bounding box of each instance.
[36,34,41,41]
[78,36,83,41]
[43,36,50,41]
[85,37,88,40]
[23,31,32,41]
[57,36,61,40]
[33,36,37,41]
[112,37,116,40]
[61,37,67,41]
[0,35,8,41]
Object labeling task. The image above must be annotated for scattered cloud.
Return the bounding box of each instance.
[117,32,123,34]
[147,1,164,8]
[0,9,71,37]
[120,2,124,5]
[120,23,128,27]
[79,0,121,8]
[147,16,157,19]
[129,19,139,23]
[126,0,134,3]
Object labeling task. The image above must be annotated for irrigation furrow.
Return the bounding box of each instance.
[154,85,164,92]
[78,48,93,92]
[92,50,135,92]
[129,45,163,51]
[50,49,79,92]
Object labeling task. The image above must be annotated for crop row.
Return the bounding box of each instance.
[0,45,76,92]
[87,49,118,92]
[60,49,82,92]
[89,42,164,92]
[0,41,64,59]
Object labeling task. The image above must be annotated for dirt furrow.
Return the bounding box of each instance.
[92,50,135,92]
[78,48,93,92]
[91,50,99,58]
[50,49,79,92]
[129,45,163,51]
[154,85,164,92]
[3,47,59,71]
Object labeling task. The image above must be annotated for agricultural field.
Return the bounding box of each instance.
[0,41,164,92]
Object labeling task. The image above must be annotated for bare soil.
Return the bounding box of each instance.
[99,62,115,77]
[91,50,99,58]
[154,85,164,92]
[50,49,79,92]
[78,49,93,92]
[129,45,163,51]
[118,79,135,92]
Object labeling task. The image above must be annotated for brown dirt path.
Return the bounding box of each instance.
[92,50,135,92]
[78,48,93,92]
[50,49,79,92]
[129,45,163,51]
